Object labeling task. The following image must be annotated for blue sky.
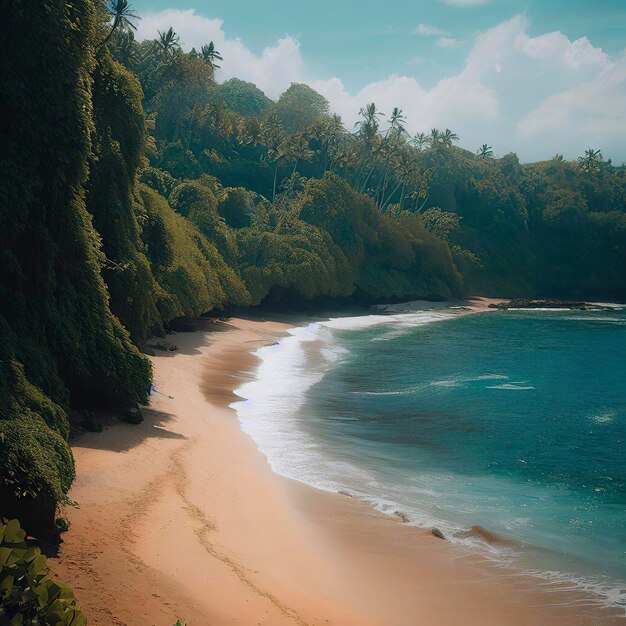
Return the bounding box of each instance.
[132,0,626,162]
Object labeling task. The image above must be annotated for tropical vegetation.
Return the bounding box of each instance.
[0,518,86,625]
[2,0,625,564]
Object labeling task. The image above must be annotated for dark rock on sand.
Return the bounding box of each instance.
[123,406,144,425]
[82,417,103,432]
[431,527,446,540]
[338,489,356,498]
[489,298,611,311]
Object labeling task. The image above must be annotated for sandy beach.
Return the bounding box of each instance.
[49,310,623,626]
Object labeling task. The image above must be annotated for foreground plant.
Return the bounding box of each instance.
[0,519,85,625]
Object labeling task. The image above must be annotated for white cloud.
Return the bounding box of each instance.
[516,31,609,69]
[135,8,302,98]
[310,72,497,135]
[519,53,626,140]
[437,36,464,48]
[136,8,626,162]
[412,23,447,36]
[313,15,625,161]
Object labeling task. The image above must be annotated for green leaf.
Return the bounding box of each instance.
[3,519,20,543]
[22,547,40,562]
[29,554,47,575]
[0,546,12,566]
[34,582,50,606]
[0,573,15,591]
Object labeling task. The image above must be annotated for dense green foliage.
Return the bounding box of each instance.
[0,519,86,625]
[1,0,151,523]
[269,83,330,133]
[218,78,272,116]
[117,30,624,301]
[2,0,625,544]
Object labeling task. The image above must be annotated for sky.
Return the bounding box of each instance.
[131,0,626,163]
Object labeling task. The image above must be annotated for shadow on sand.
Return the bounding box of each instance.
[73,407,186,453]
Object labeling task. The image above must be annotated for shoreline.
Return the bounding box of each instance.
[49,306,623,625]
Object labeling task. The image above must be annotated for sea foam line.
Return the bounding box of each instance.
[230,310,626,614]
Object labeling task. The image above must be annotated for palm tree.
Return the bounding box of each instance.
[100,0,139,47]
[330,144,359,176]
[154,27,182,80]
[578,148,603,173]
[429,128,442,149]
[110,29,139,68]
[410,132,429,151]
[314,113,346,174]
[387,107,407,137]
[288,134,315,175]
[156,27,181,56]
[477,144,494,158]
[279,172,307,199]
[260,116,289,202]
[355,103,383,144]
[327,113,345,139]
[381,148,418,212]
[372,135,400,203]
[201,42,223,71]
[238,117,262,146]
[356,102,383,126]
[158,49,183,81]
[440,129,459,149]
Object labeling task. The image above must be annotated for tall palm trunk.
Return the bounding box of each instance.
[99,17,120,47]
[416,194,429,212]
[273,161,279,203]
[183,101,199,168]
[381,181,403,212]
[358,163,376,193]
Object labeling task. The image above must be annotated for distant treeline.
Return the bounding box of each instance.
[1,1,625,531]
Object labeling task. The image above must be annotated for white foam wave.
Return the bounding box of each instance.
[321,310,454,331]
[353,387,420,396]
[590,409,617,424]
[230,311,625,614]
[431,374,510,389]
[231,311,455,489]
[487,382,535,390]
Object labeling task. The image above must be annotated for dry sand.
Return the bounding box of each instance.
[49,310,623,625]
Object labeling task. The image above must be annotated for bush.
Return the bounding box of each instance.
[0,519,86,625]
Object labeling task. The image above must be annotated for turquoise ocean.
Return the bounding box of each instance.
[232,306,626,611]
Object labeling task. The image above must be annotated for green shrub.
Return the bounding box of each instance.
[138,185,250,317]
[0,519,86,625]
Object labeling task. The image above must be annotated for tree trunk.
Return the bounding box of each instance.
[99,17,119,48]
[273,161,279,202]
[359,166,375,193]
[381,181,402,212]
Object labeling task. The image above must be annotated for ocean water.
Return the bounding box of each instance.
[232,307,626,610]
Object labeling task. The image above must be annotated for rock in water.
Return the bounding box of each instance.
[431,527,446,540]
